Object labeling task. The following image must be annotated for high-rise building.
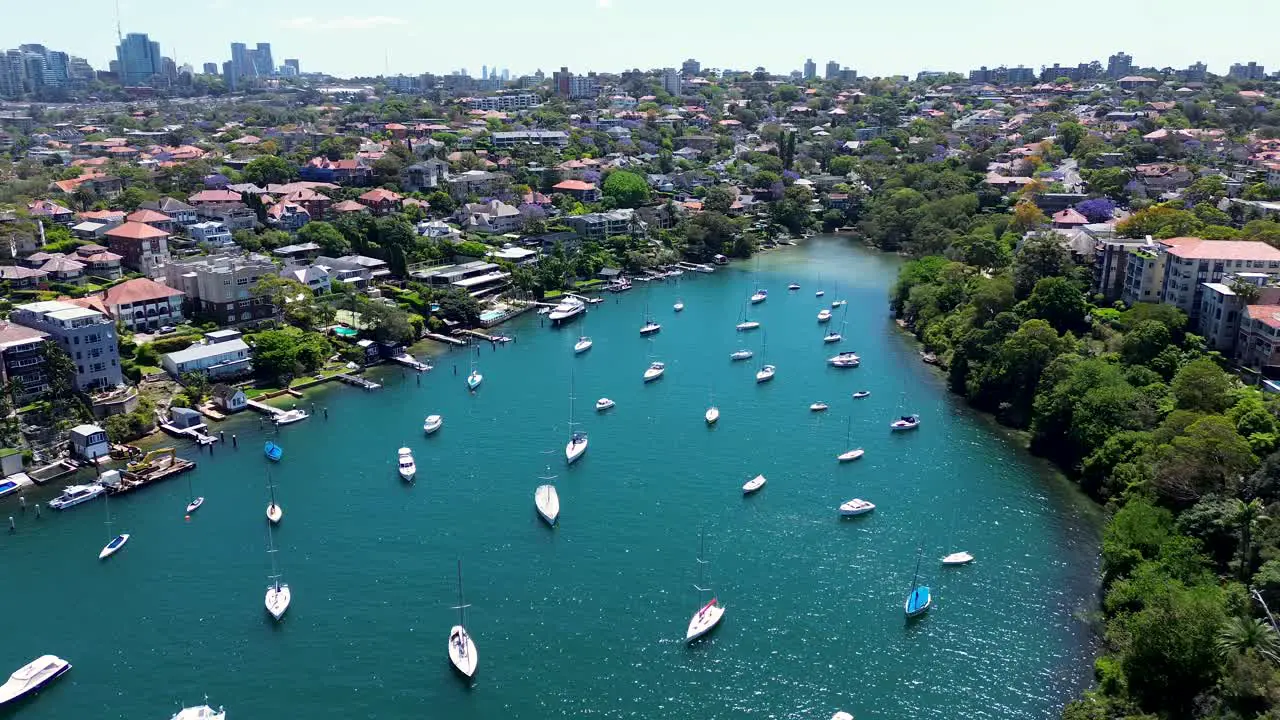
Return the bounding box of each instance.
[554,66,572,97]
[285,58,299,74]
[253,43,273,77]
[230,42,249,79]
[660,67,681,96]
[838,68,858,83]
[161,57,177,83]
[202,62,218,75]
[482,65,488,80]
[1007,66,1035,84]
[681,58,700,76]
[222,60,237,91]
[0,52,24,98]
[67,56,94,81]
[1106,51,1133,79]
[824,60,840,80]
[116,33,163,86]
[1229,61,1266,81]
[500,68,509,81]
[803,58,816,80]
[1183,62,1207,83]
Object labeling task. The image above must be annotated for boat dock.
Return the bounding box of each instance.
[678,262,715,273]
[160,422,218,445]
[424,332,466,347]
[392,354,431,372]
[458,329,504,344]
[336,374,381,390]
[107,456,197,496]
[246,399,286,418]
[28,459,79,485]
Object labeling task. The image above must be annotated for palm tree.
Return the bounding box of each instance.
[1216,615,1280,663]
[1232,498,1271,585]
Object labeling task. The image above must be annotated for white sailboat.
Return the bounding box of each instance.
[837,414,864,462]
[574,336,593,353]
[397,447,416,482]
[185,471,204,515]
[98,490,128,560]
[705,386,719,425]
[447,560,479,680]
[823,302,848,343]
[639,298,661,335]
[741,474,766,494]
[534,467,560,526]
[265,471,283,524]
[170,701,226,720]
[735,320,760,331]
[730,349,753,361]
[565,375,588,464]
[755,331,775,383]
[466,345,483,391]
[685,529,724,643]
[810,402,829,412]
[830,281,846,307]
[264,519,291,621]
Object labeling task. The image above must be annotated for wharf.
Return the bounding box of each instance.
[424,332,467,347]
[336,374,381,390]
[108,457,196,495]
[246,399,285,418]
[391,354,432,372]
[160,422,218,445]
[28,459,79,485]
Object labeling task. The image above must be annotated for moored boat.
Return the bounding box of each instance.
[890,414,921,431]
[750,289,767,304]
[905,544,932,618]
[448,560,479,680]
[643,361,666,382]
[273,408,308,426]
[48,483,104,510]
[548,297,586,325]
[686,529,724,643]
[397,447,416,482]
[839,498,875,517]
[574,336,593,353]
[852,390,871,399]
[942,551,975,566]
[595,397,615,411]
[705,406,720,425]
[0,655,70,706]
[735,320,760,331]
[99,533,129,559]
[423,414,444,434]
[741,474,766,494]
[829,352,861,368]
[817,309,832,323]
[837,448,865,462]
[788,283,800,290]
[534,483,560,526]
[755,364,776,383]
[170,702,226,720]
[730,349,753,361]
[263,441,282,461]
[810,402,829,412]
[639,321,662,336]
[185,497,204,514]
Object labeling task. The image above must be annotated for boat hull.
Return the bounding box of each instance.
[448,627,478,679]
[399,467,416,482]
[265,583,291,620]
[730,352,753,361]
[837,449,865,462]
[904,587,932,618]
[185,497,204,514]
[535,485,560,526]
[639,325,661,336]
[574,341,592,354]
[466,373,483,391]
[0,656,71,706]
[685,601,724,643]
[565,439,588,464]
[742,475,766,494]
[267,504,283,524]
[942,552,974,565]
[705,408,719,425]
[424,418,443,434]
[99,533,129,560]
[839,500,875,517]
[643,370,664,382]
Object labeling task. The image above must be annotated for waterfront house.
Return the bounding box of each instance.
[101,277,185,332]
[211,384,248,413]
[69,423,110,462]
[160,332,252,379]
[458,200,522,235]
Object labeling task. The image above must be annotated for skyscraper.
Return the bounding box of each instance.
[0,52,24,98]
[253,43,273,77]
[285,58,300,74]
[202,62,218,75]
[825,60,840,80]
[230,42,249,79]
[482,65,488,80]
[803,58,816,80]
[116,33,163,86]
[1106,51,1133,79]
[681,58,700,76]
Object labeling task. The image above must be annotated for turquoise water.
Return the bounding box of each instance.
[0,237,1100,719]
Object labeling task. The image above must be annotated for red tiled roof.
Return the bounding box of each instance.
[1164,237,1280,262]
[1246,305,1280,330]
[28,199,73,216]
[188,190,241,203]
[1052,208,1089,225]
[553,180,597,192]
[126,209,172,224]
[359,188,403,203]
[103,277,183,306]
[104,221,170,240]
[332,200,367,212]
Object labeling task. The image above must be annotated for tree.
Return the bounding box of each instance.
[1075,198,1116,223]
[435,289,481,326]
[1172,358,1234,413]
[357,298,415,344]
[296,221,350,256]
[241,155,297,186]
[1020,276,1088,333]
[1009,200,1047,235]
[1057,122,1086,154]
[601,170,650,208]
[1216,616,1280,663]
[1012,232,1071,298]
[1229,498,1269,584]
[180,371,209,407]
[426,190,457,215]
[703,185,735,214]
[1152,416,1258,505]
[1120,319,1173,367]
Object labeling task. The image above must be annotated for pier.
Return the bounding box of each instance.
[391,354,432,372]
[424,332,466,347]
[246,399,285,418]
[336,374,381,390]
[106,451,196,495]
[28,459,78,485]
[160,423,218,445]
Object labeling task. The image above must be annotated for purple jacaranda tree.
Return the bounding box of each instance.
[1075,198,1116,223]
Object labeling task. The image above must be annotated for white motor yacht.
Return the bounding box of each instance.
[574,336,593,354]
[741,474,766,494]
[534,484,560,526]
[548,297,586,325]
[705,406,720,425]
[0,655,70,706]
[171,703,226,720]
[852,390,871,399]
[829,352,861,367]
[595,397,615,411]
[397,447,416,482]
[273,408,309,426]
[942,551,975,566]
[643,361,666,382]
[736,320,760,331]
[48,483,104,510]
[755,364,776,383]
[639,321,662,336]
[565,431,588,464]
[750,289,768,304]
[839,498,876,517]
[890,414,921,431]
[838,448,866,462]
[810,402,829,412]
[423,414,444,434]
[265,580,291,621]
[817,309,832,322]
[730,349,753,361]
[815,289,825,297]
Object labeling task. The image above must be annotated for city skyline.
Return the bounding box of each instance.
[1,0,1280,80]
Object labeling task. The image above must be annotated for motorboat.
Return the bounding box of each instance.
[99,533,129,560]
[0,655,70,706]
[817,309,832,322]
[398,447,416,482]
[264,441,282,462]
[448,561,478,679]
[735,320,760,331]
[742,474,766,494]
[730,349,753,361]
[674,300,685,312]
[838,448,865,462]
[267,502,283,524]
[942,551,975,566]
[852,390,871,399]
[0,480,16,499]
[273,409,308,426]
[423,414,444,434]
[832,713,854,720]
[265,579,291,621]
[831,299,847,308]
[185,497,204,514]
[823,331,843,343]
[534,484,560,526]
[905,584,932,618]
[788,283,800,290]
[639,321,662,336]
[755,364,776,383]
[574,336,593,353]
[565,431,588,464]
[891,414,921,431]
[750,289,767,304]
[643,361,666,382]
[595,397,615,411]
[705,406,720,425]
[839,498,876,517]
[815,289,825,297]
[537,306,551,315]
[48,483,104,510]
[171,703,226,720]
[548,297,586,325]
[810,402,829,412]
[829,352,861,368]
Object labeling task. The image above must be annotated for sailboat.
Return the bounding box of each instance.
[264,519,291,621]
[534,466,560,526]
[755,331,775,383]
[705,387,719,425]
[815,272,825,297]
[185,471,204,515]
[904,542,932,619]
[265,471,283,524]
[824,303,848,343]
[837,414,864,462]
[448,560,479,679]
[830,281,847,308]
[639,297,661,335]
[565,375,588,464]
[685,529,724,643]
[574,336,593,353]
[749,257,767,304]
[674,297,685,312]
[466,345,483,391]
[98,490,129,560]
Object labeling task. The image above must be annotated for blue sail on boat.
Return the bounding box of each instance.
[264,441,282,462]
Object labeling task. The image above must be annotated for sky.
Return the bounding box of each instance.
[4,0,1280,80]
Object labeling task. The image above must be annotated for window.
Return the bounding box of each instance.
[236,277,248,285]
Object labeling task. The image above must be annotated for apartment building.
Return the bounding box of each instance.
[10,300,121,391]
[1160,239,1280,321]
[103,220,171,277]
[467,94,538,111]
[564,209,638,241]
[1239,304,1280,370]
[1200,275,1280,354]
[101,277,185,332]
[0,322,50,402]
[164,253,277,325]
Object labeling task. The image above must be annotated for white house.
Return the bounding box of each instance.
[211,383,248,412]
[69,423,110,461]
[161,333,252,379]
[280,265,332,295]
[459,200,522,235]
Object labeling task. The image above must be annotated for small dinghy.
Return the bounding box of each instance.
[741,474,766,495]
[264,441,282,462]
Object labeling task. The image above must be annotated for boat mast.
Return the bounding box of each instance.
[454,559,470,628]
[909,541,924,595]
[266,519,282,590]
[693,528,710,602]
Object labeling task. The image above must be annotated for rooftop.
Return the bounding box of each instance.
[1164,237,1280,262]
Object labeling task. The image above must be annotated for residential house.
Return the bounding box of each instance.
[211,383,248,412]
[413,261,510,297]
[552,179,601,202]
[138,197,199,226]
[100,277,185,331]
[10,300,121,391]
[1118,76,1159,90]
[189,221,234,247]
[0,265,49,288]
[160,330,251,379]
[1051,208,1090,228]
[447,170,505,199]
[299,157,371,185]
[357,189,403,215]
[164,253,278,325]
[125,208,175,233]
[330,200,368,215]
[195,203,258,232]
[39,255,86,285]
[104,221,171,277]
[458,200,522,234]
[1134,163,1193,196]
[187,189,244,210]
[313,255,391,288]
[280,264,331,294]
[69,423,110,462]
[27,199,75,225]
[273,242,322,262]
[0,321,50,402]
[266,201,310,231]
[564,209,638,241]
[280,187,332,218]
[401,159,449,192]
